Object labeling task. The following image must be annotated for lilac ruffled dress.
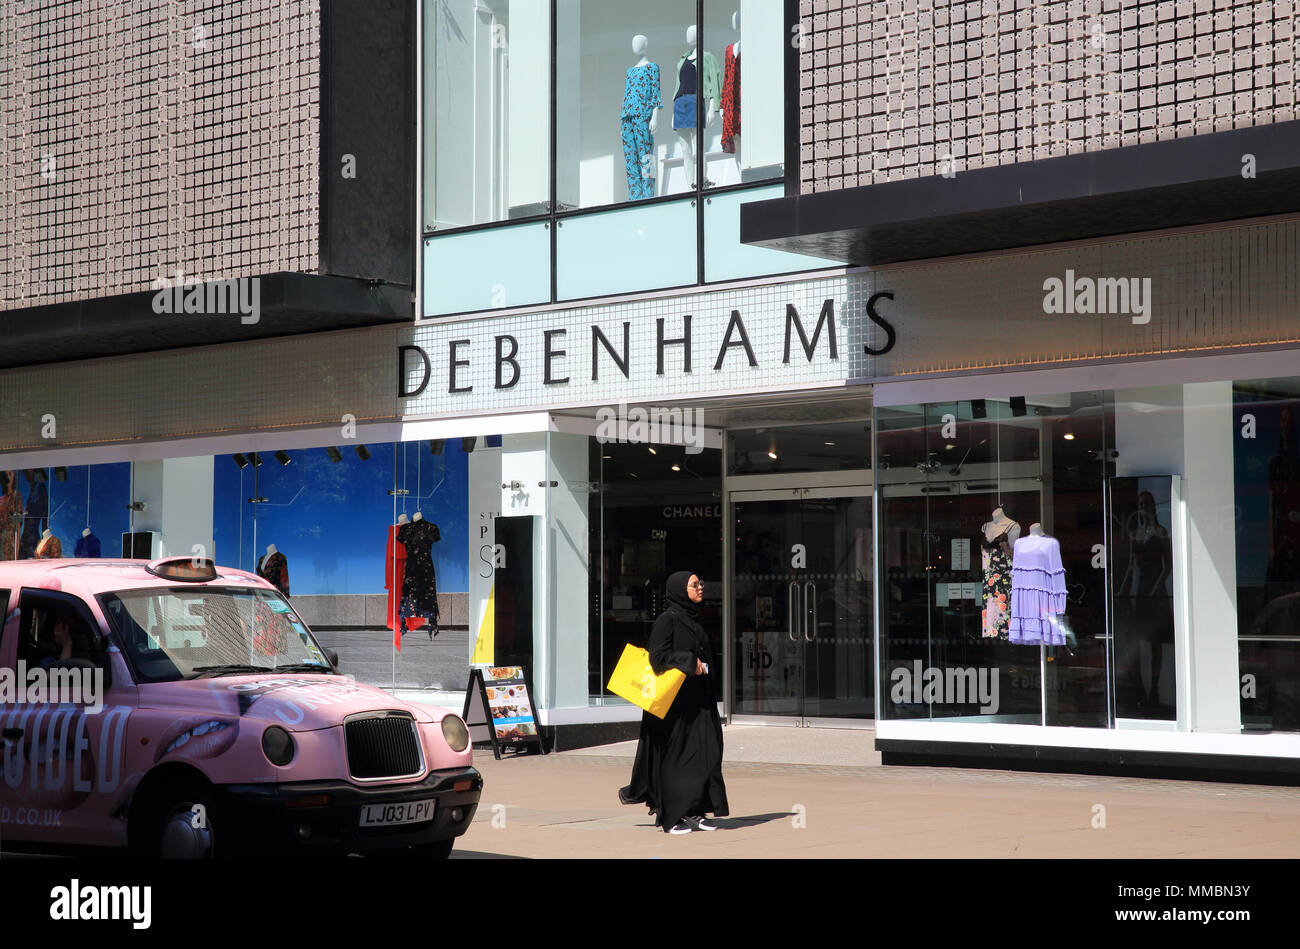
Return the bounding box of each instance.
[1008,534,1068,645]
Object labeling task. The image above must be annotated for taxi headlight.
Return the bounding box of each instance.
[262,726,295,766]
[441,715,469,752]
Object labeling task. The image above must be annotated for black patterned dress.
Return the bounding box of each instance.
[397,519,440,635]
[980,530,1013,640]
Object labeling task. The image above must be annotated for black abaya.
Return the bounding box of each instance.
[619,572,729,831]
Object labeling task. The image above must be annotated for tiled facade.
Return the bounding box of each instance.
[0,0,321,310]
[800,0,1299,193]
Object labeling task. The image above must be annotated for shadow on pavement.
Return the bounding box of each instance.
[715,813,795,830]
[451,850,531,859]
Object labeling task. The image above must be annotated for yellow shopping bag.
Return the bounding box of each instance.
[606,644,686,719]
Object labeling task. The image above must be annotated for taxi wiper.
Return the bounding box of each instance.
[272,663,335,673]
[189,664,270,678]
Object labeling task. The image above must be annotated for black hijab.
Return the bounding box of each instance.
[666,570,700,615]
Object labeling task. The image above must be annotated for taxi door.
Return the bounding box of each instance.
[0,588,135,849]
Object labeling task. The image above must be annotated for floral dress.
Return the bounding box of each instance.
[397,519,441,635]
[980,529,1013,640]
[0,472,22,561]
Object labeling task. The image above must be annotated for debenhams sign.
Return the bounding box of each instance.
[398,287,894,408]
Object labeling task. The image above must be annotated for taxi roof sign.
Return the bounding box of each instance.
[145,557,219,583]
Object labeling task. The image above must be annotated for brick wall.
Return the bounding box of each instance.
[0,0,321,311]
[799,0,1298,194]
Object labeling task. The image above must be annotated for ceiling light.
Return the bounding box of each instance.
[671,465,681,472]
[461,437,477,453]
[325,447,342,464]
[1063,433,1076,440]
[648,447,657,455]
[232,454,249,469]
[824,441,836,446]
[249,452,263,467]
[602,455,612,460]
[945,444,956,450]
[274,451,292,467]
[767,450,778,460]
[429,439,445,455]
[354,445,372,461]
[629,473,639,479]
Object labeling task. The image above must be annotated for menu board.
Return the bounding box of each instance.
[463,665,546,759]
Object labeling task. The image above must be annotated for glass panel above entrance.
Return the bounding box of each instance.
[727,420,872,476]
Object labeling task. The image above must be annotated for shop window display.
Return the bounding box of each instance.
[0,464,130,563]
[424,0,552,229]
[876,395,1110,727]
[1234,379,1300,732]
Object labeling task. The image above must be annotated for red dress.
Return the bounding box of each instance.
[386,525,425,642]
[721,43,740,154]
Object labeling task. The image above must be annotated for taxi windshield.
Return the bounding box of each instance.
[98,586,334,683]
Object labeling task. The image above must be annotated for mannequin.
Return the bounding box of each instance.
[674,25,721,187]
[397,513,410,525]
[1009,525,1068,645]
[75,525,101,558]
[258,543,290,596]
[722,11,741,157]
[397,514,442,639]
[979,507,1021,640]
[621,35,663,201]
[35,527,62,559]
[387,514,425,641]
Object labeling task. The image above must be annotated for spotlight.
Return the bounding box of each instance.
[233,454,249,469]
[767,450,778,461]
[971,399,987,419]
[249,452,264,467]
[429,439,445,455]
[325,447,343,464]
[671,465,681,472]
[1010,396,1027,417]
[461,437,477,453]
[274,451,292,467]
[1063,433,1076,441]
[648,447,657,455]
[355,445,372,461]
[54,467,67,482]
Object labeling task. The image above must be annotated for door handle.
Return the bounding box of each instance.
[788,582,799,643]
[804,581,816,642]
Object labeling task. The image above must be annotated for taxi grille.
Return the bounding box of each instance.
[344,714,422,780]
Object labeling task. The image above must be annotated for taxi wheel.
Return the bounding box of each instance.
[153,781,228,859]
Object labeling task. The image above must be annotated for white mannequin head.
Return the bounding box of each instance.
[733,11,740,30]
[397,513,409,525]
[41,528,51,540]
[632,34,648,57]
[413,512,423,522]
[1029,523,1045,536]
[686,24,697,47]
[82,527,92,538]
[266,543,277,556]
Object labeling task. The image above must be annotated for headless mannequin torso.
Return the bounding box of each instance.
[678,25,717,188]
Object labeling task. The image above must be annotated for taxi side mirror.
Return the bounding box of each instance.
[324,648,340,669]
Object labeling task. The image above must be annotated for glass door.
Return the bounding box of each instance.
[731,485,873,724]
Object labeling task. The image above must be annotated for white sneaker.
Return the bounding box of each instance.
[669,820,694,835]
[693,817,718,831]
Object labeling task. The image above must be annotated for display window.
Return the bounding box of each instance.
[0,463,131,562]
[424,0,552,230]
[878,378,1300,735]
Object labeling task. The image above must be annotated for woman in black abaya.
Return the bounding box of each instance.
[619,571,729,834]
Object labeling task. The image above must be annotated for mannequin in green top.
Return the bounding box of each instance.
[674,24,721,188]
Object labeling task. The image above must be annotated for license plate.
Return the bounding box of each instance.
[359,799,435,827]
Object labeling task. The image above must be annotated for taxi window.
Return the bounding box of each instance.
[99,586,332,682]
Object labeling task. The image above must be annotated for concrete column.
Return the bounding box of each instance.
[1182,382,1242,732]
[130,457,215,561]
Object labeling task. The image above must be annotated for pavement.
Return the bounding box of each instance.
[450,724,1300,858]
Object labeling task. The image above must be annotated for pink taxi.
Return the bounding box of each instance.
[0,557,481,858]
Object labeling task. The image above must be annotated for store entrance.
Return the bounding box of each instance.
[729,483,874,724]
